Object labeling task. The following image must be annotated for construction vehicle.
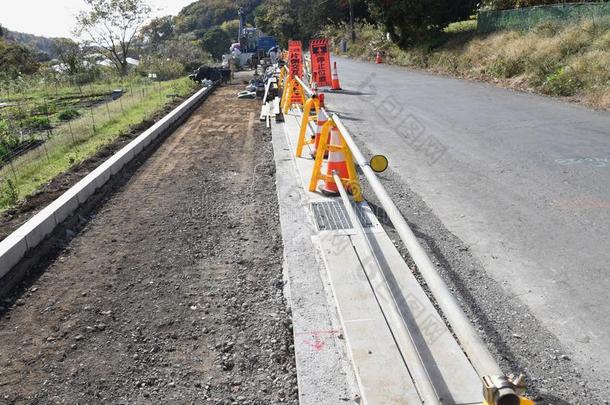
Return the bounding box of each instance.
[226,8,278,69]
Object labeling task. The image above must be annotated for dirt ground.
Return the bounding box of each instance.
[0,93,196,242]
[0,82,297,404]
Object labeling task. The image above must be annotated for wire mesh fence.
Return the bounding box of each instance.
[479,2,610,33]
[0,77,185,209]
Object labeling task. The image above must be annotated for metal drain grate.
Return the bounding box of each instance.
[311,200,372,231]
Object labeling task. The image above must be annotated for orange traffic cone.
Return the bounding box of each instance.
[375,51,382,64]
[331,62,342,90]
[310,108,329,159]
[321,126,349,196]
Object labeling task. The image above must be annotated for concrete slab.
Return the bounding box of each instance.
[22,205,58,249]
[352,232,483,404]
[133,130,153,150]
[131,137,146,155]
[74,173,99,205]
[51,188,81,225]
[319,234,421,404]
[107,147,134,175]
[0,230,29,279]
[92,165,112,189]
[271,118,359,404]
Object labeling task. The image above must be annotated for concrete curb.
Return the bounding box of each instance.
[0,84,215,280]
[270,117,359,404]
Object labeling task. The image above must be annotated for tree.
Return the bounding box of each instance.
[367,0,478,46]
[53,38,84,76]
[255,0,354,46]
[0,29,59,59]
[76,0,151,76]
[141,15,175,47]
[200,26,232,59]
[0,41,39,79]
[255,0,298,46]
[173,0,262,34]
[220,19,241,40]
[152,35,213,71]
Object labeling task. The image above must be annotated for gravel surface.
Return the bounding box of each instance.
[360,165,607,405]
[0,82,297,404]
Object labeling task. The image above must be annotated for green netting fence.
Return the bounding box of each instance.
[478,2,610,32]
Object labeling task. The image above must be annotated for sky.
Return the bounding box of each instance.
[0,0,197,38]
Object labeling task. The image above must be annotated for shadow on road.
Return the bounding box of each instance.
[327,89,373,96]
[336,115,364,122]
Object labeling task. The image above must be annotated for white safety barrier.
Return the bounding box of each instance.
[0,84,216,280]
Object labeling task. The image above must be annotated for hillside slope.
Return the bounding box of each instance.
[2,28,61,58]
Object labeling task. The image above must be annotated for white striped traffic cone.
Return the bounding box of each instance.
[331,62,342,90]
[311,108,329,159]
[321,127,349,196]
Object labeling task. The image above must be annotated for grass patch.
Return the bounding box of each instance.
[57,109,81,121]
[0,78,196,210]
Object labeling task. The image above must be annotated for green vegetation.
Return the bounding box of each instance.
[0,74,160,158]
[4,0,607,213]
[0,40,40,80]
[58,109,81,121]
[173,0,261,35]
[0,27,60,59]
[0,0,213,213]
[482,0,606,11]
[479,2,610,33]
[324,16,610,108]
[367,0,477,46]
[254,0,367,46]
[138,0,251,68]
[0,78,195,210]
[0,120,19,160]
[201,27,233,59]
[1,179,18,207]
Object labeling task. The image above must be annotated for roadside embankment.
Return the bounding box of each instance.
[324,18,610,110]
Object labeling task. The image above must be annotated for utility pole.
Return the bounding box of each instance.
[349,0,356,42]
[238,7,244,42]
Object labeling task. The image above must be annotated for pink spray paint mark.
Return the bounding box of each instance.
[296,329,341,352]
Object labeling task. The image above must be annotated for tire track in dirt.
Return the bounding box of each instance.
[0,82,297,404]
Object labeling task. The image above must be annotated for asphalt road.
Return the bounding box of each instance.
[326,57,610,393]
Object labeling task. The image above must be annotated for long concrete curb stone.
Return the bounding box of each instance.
[0,84,216,280]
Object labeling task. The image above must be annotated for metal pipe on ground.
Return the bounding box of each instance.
[329,111,520,405]
[332,172,441,405]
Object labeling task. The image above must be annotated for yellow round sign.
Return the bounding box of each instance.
[370,155,388,173]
